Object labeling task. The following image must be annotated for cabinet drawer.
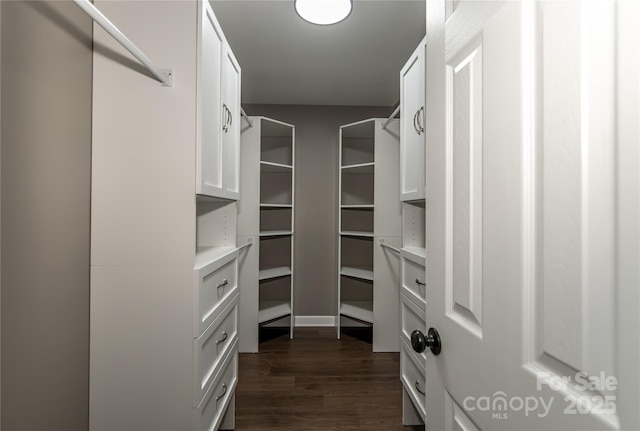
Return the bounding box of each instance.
[194,339,238,431]
[195,252,238,335]
[401,255,426,310]
[400,340,426,421]
[193,293,239,405]
[400,293,427,368]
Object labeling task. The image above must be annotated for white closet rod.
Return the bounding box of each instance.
[241,107,254,127]
[382,105,400,130]
[379,239,401,255]
[236,238,253,253]
[73,0,173,87]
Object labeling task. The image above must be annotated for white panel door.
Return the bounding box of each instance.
[400,38,426,201]
[222,45,241,200]
[422,0,639,430]
[196,1,224,198]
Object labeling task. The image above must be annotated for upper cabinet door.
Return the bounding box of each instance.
[400,37,426,202]
[222,46,241,200]
[196,1,225,198]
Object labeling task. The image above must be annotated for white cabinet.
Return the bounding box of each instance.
[237,117,295,353]
[196,1,241,201]
[337,118,402,352]
[221,47,241,200]
[400,36,427,202]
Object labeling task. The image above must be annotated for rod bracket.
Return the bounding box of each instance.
[160,69,174,87]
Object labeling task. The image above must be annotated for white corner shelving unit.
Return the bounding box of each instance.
[337,118,402,352]
[238,116,295,353]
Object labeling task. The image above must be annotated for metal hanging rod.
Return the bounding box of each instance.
[236,238,253,253]
[382,105,400,130]
[73,0,173,87]
[241,107,254,128]
[379,239,401,255]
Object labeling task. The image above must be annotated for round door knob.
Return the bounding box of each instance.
[411,327,442,356]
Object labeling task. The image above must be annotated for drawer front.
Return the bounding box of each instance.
[196,256,238,335]
[402,256,426,310]
[194,294,239,405]
[400,340,426,420]
[400,294,427,368]
[195,340,238,431]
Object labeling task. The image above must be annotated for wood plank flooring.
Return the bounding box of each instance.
[235,327,424,431]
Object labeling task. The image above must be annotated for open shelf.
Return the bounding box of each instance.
[194,246,236,270]
[260,160,293,172]
[340,231,374,238]
[259,230,293,237]
[401,246,426,262]
[260,203,293,208]
[340,300,373,324]
[258,301,292,324]
[341,204,374,209]
[340,266,374,281]
[259,266,292,281]
[341,162,375,174]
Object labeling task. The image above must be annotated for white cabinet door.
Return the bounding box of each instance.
[400,37,426,202]
[222,46,241,200]
[196,1,224,198]
[423,1,639,430]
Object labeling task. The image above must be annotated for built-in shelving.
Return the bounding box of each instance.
[238,116,295,352]
[337,118,402,352]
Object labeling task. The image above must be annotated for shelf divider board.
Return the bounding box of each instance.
[340,266,374,281]
[340,231,374,238]
[260,203,293,208]
[258,266,292,281]
[259,230,293,237]
[341,162,375,174]
[258,301,292,324]
[260,160,292,172]
[340,300,374,324]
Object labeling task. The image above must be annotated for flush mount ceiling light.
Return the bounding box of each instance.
[295,0,352,25]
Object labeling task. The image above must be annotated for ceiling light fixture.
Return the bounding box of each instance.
[294,0,352,26]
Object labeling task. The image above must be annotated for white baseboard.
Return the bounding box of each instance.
[294,315,336,327]
[262,316,372,328]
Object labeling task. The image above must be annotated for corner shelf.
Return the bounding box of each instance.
[340,300,374,324]
[259,266,292,281]
[340,266,374,282]
[258,301,292,324]
[238,116,296,352]
[337,118,402,351]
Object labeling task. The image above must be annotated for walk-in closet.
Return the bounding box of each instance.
[3,1,638,431]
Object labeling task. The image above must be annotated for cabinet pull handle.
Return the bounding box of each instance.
[415,278,426,286]
[228,110,233,129]
[413,110,420,135]
[415,380,425,395]
[216,331,228,345]
[217,279,228,289]
[222,104,229,132]
[216,383,228,402]
[417,106,425,134]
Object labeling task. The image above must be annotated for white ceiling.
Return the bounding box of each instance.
[212,0,426,107]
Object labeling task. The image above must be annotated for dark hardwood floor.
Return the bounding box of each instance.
[235,327,424,431]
